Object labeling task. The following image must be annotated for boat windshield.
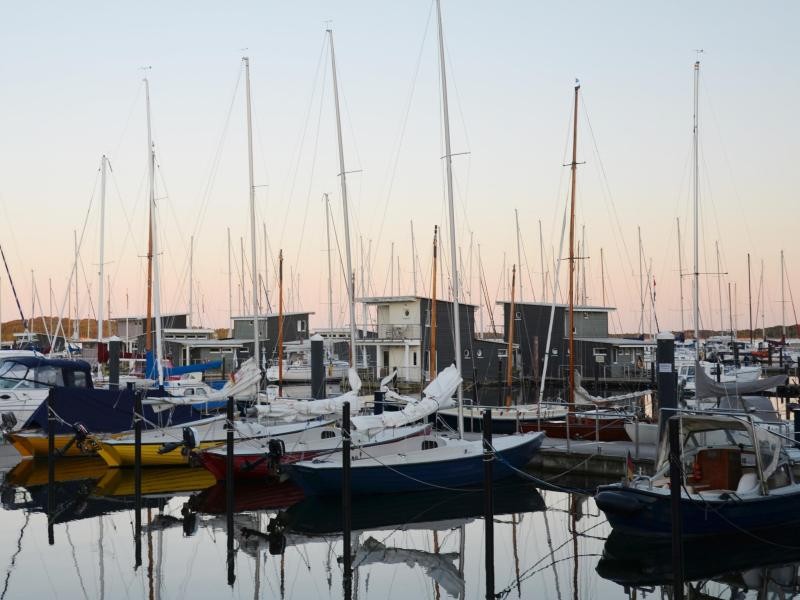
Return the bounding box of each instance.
[0,362,63,389]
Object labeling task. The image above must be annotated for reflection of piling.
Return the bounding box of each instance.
[668,417,684,600]
[134,383,142,568]
[342,401,352,600]
[226,396,235,586]
[47,388,55,545]
[483,409,494,599]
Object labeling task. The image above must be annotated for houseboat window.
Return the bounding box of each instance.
[497,349,507,358]
[515,311,521,320]
[412,351,417,366]
[476,348,483,359]
[464,348,471,359]
[297,320,306,333]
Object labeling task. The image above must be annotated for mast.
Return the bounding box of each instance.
[716,241,723,334]
[360,237,367,365]
[600,247,606,306]
[781,249,786,339]
[327,29,357,367]
[430,226,438,381]
[692,60,700,358]
[478,243,484,339]
[411,221,418,296]
[278,249,284,386]
[435,0,464,436]
[263,222,269,314]
[97,155,107,343]
[143,76,163,384]
[243,56,261,369]
[567,82,580,410]
[581,224,587,305]
[505,265,516,406]
[760,259,766,341]
[390,242,395,296]
[638,226,644,336]
[677,217,685,335]
[188,235,193,328]
[74,230,79,338]
[240,237,246,315]
[727,282,733,340]
[747,253,753,345]
[227,227,232,336]
[325,193,334,330]
[539,220,546,300]
[515,209,523,303]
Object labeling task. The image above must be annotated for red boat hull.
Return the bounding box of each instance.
[520,415,629,442]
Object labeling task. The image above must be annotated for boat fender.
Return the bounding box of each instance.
[595,491,643,515]
[0,412,17,432]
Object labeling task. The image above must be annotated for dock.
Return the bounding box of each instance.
[530,437,656,478]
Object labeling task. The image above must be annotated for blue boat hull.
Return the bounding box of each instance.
[596,484,800,537]
[286,434,543,496]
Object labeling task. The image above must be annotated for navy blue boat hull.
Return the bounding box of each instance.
[596,484,800,537]
[434,411,522,435]
[286,434,543,496]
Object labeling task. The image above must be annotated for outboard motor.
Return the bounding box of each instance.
[1,412,17,433]
[267,438,286,475]
[181,426,199,455]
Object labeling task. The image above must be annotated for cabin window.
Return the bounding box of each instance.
[476,348,483,359]
[321,430,336,440]
[184,389,194,396]
[464,348,471,359]
[768,464,792,490]
[72,372,88,388]
[421,440,438,450]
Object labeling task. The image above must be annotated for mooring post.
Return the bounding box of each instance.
[226,395,235,586]
[310,333,326,400]
[342,400,352,600]
[668,416,685,600]
[109,337,121,390]
[133,383,142,568]
[373,389,385,415]
[47,387,55,545]
[656,332,676,442]
[482,409,495,599]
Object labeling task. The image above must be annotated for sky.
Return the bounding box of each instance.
[0,1,798,338]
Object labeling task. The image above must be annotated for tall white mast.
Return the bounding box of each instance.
[716,241,723,333]
[263,222,269,314]
[760,259,766,340]
[390,242,395,296]
[677,217,685,334]
[328,29,357,367]
[692,60,700,359]
[188,234,194,328]
[227,227,233,336]
[638,226,644,335]
[539,219,546,300]
[515,209,523,303]
[325,193,334,330]
[243,56,260,370]
[411,221,418,296]
[781,249,786,338]
[435,0,464,436]
[97,154,107,343]
[145,77,164,385]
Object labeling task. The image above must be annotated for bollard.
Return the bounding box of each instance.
[483,409,495,600]
[668,417,685,600]
[226,396,235,586]
[133,384,142,568]
[342,401,352,600]
[373,390,385,415]
[47,388,55,545]
[656,332,676,442]
[109,338,121,390]
[310,334,326,400]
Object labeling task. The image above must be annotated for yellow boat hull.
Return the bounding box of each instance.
[6,456,108,486]
[97,439,226,468]
[7,432,103,459]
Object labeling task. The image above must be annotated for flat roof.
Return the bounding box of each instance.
[574,337,655,346]
[167,338,252,348]
[231,312,314,319]
[357,295,478,308]
[497,300,615,312]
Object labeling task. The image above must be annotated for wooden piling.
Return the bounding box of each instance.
[483,409,494,600]
[668,417,684,600]
[226,396,235,586]
[342,400,352,600]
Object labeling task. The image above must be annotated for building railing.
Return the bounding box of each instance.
[374,323,422,341]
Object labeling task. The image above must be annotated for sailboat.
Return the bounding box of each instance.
[284,3,544,497]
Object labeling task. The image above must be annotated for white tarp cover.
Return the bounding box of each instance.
[695,363,787,399]
[349,364,461,431]
[574,371,651,405]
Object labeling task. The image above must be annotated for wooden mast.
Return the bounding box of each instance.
[429,225,438,381]
[568,82,580,411]
[505,265,516,406]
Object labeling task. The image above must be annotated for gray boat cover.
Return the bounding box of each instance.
[695,362,787,399]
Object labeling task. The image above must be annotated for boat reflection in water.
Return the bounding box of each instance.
[597,526,800,598]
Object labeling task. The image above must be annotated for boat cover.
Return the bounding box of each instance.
[23,387,204,434]
[695,362,786,399]
[574,372,650,406]
[350,365,461,431]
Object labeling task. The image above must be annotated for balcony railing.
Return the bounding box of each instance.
[374,323,422,341]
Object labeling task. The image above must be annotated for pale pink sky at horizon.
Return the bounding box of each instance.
[0,1,798,338]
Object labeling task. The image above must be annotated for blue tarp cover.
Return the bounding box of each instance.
[23,387,205,434]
